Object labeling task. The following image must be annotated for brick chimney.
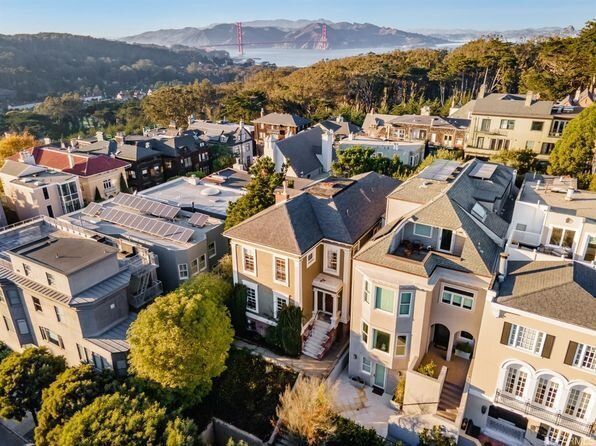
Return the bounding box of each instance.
[275,180,290,203]
[477,84,487,99]
[525,91,533,107]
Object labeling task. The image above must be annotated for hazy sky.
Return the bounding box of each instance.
[1,0,594,38]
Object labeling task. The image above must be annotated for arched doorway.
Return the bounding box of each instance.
[431,323,450,351]
[454,330,475,360]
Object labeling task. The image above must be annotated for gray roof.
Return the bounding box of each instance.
[318,118,361,136]
[253,113,311,127]
[0,159,47,177]
[87,313,135,353]
[362,113,470,131]
[362,113,399,130]
[497,261,596,330]
[83,140,161,162]
[276,126,330,176]
[69,269,131,306]
[224,172,400,254]
[471,93,559,118]
[449,100,476,119]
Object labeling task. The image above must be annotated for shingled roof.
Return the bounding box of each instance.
[252,112,311,127]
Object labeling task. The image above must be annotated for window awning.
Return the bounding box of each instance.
[312,273,343,294]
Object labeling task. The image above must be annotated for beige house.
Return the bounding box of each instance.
[463,88,583,162]
[464,260,595,446]
[224,173,399,359]
[348,159,516,423]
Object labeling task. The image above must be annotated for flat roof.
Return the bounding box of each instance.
[520,178,596,221]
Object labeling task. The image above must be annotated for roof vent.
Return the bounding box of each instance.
[200,187,221,196]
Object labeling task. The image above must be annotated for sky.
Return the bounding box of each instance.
[0,0,594,38]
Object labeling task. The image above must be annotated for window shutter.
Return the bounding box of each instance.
[564,341,579,365]
[500,322,512,345]
[541,334,555,359]
[536,423,549,440]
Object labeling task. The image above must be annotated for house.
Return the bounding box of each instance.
[463,87,583,162]
[362,110,469,150]
[338,136,425,167]
[0,216,161,372]
[559,85,595,108]
[506,173,596,264]
[61,187,234,291]
[252,112,311,147]
[224,172,400,359]
[463,259,595,446]
[0,159,84,220]
[317,116,362,140]
[348,159,516,423]
[264,126,334,179]
[6,145,130,204]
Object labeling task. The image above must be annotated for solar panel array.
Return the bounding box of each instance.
[188,212,209,228]
[82,202,103,217]
[99,208,194,243]
[113,193,180,219]
[419,159,461,181]
[469,163,498,180]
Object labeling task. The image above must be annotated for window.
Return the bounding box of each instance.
[40,327,64,348]
[508,324,545,355]
[413,223,432,238]
[199,254,207,271]
[32,296,43,312]
[504,366,527,397]
[23,264,31,276]
[129,170,136,179]
[516,223,527,231]
[324,245,339,274]
[476,136,485,148]
[273,257,287,284]
[480,119,491,132]
[531,121,544,131]
[42,187,50,200]
[374,287,394,313]
[534,377,559,408]
[46,273,55,286]
[178,263,189,280]
[363,279,371,304]
[191,258,199,275]
[551,120,567,136]
[395,335,408,356]
[7,289,20,305]
[16,319,29,335]
[274,293,289,319]
[361,321,369,344]
[549,227,575,248]
[103,179,112,190]
[54,305,64,323]
[525,141,535,150]
[244,282,258,312]
[565,388,591,419]
[441,286,474,310]
[544,426,570,446]
[500,119,515,130]
[362,356,371,374]
[208,242,216,258]
[373,329,391,354]
[46,205,54,218]
[573,343,595,372]
[242,247,256,274]
[306,249,316,267]
[3,316,10,331]
[77,343,90,363]
[583,236,596,262]
[438,228,453,252]
[398,291,413,316]
[541,142,555,155]
[58,181,82,213]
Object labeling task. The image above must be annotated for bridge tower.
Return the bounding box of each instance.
[318,23,328,50]
[236,22,244,55]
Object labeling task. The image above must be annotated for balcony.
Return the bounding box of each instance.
[495,390,595,436]
[130,281,163,308]
[510,229,541,248]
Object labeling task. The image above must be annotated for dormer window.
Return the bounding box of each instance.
[471,203,487,222]
[46,273,55,286]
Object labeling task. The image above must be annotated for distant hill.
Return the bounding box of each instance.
[0,33,237,102]
[122,21,449,50]
[413,25,577,42]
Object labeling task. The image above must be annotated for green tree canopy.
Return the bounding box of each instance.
[224,156,286,230]
[0,347,66,424]
[180,271,233,304]
[127,284,234,403]
[414,148,462,174]
[332,146,407,178]
[490,148,538,175]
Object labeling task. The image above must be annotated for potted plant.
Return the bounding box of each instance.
[455,341,473,360]
[390,377,405,410]
[349,375,366,389]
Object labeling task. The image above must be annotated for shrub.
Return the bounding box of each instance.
[0,343,11,363]
[265,305,302,357]
[393,377,405,405]
[417,360,437,378]
[328,416,387,446]
[227,285,248,337]
[418,425,456,446]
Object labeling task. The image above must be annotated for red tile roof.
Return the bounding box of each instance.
[9,146,130,177]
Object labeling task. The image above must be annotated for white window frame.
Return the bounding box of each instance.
[273,256,288,286]
[243,280,258,313]
[413,223,432,238]
[395,334,409,357]
[440,284,475,311]
[242,246,256,276]
[361,320,369,346]
[273,292,289,319]
[306,248,316,267]
[398,290,413,317]
[573,343,595,373]
[323,245,339,275]
[178,263,189,280]
[208,241,216,258]
[373,285,395,314]
[16,319,29,335]
[372,328,392,355]
[507,324,546,356]
[54,305,64,323]
[191,258,199,275]
[199,254,207,271]
[361,356,371,374]
[363,278,371,304]
[547,226,576,249]
[438,228,454,253]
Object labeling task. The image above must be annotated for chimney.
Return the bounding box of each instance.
[66,147,75,169]
[348,132,354,141]
[321,129,334,173]
[60,141,66,149]
[477,84,487,99]
[525,91,533,107]
[260,107,265,118]
[498,252,509,282]
[263,134,280,171]
[69,139,77,150]
[574,87,581,102]
[565,188,575,201]
[420,105,431,116]
[96,131,104,142]
[114,132,125,145]
[43,137,51,145]
[275,180,290,203]
[19,150,36,165]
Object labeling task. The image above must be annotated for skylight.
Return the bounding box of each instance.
[471,203,487,222]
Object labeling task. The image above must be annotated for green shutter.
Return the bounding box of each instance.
[500,322,512,345]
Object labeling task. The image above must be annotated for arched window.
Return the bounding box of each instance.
[564,386,592,419]
[533,375,560,409]
[503,364,528,397]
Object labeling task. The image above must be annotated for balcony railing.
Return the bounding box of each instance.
[510,229,541,248]
[495,390,595,436]
[130,281,163,308]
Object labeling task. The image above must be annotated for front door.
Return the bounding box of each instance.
[433,324,450,350]
[374,363,386,389]
[439,229,453,252]
[316,290,333,315]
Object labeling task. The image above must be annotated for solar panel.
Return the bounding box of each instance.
[419,159,460,181]
[188,213,209,228]
[98,208,194,243]
[82,202,103,217]
[469,163,498,180]
[113,193,180,219]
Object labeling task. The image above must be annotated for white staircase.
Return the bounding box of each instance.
[302,319,331,359]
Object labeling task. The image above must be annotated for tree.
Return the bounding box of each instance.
[0,347,66,424]
[0,132,38,166]
[212,254,233,282]
[94,187,103,202]
[224,156,286,230]
[276,377,336,445]
[265,305,302,357]
[35,365,117,446]
[332,146,408,178]
[328,416,386,446]
[165,417,200,446]
[56,392,173,446]
[549,105,596,186]
[490,148,538,174]
[0,343,10,363]
[118,172,130,193]
[180,272,233,304]
[226,285,248,337]
[418,425,456,446]
[127,286,233,404]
